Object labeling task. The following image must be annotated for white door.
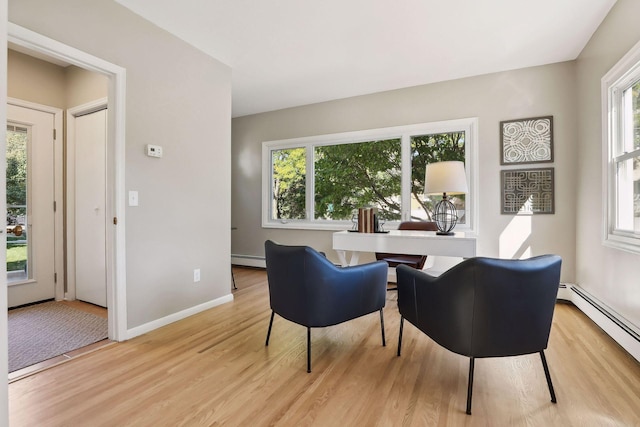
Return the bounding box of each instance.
[74,108,107,307]
[6,104,57,307]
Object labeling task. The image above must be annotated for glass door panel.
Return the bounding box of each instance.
[6,124,31,283]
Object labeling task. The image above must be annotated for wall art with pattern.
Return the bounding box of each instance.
[501,168,555,214]
[500,116,553,165]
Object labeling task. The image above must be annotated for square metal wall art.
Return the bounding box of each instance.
[501,168,555,214]
[500,116,553,165]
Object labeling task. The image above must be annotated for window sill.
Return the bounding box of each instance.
[262,220,475,234]
[262,220,351,231]
[603,234,640,255]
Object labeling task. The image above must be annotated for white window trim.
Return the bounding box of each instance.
[602,38,640,254]
[261,118,478,233]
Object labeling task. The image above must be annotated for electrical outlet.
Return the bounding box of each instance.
[193,268,201,283]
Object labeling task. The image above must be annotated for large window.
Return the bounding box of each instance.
[271,147,306,220]
[603,40,640,253]
[314,138,401,221]
[262,119,477,231]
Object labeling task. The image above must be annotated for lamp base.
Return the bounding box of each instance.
[433,197,459,235]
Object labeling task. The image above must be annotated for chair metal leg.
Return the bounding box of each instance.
[307,327,312,373]
[265,311,275,346]
[540,350,557,403]
[466,357,475,415]
[231,265,237,290]
[397,317,404,357]
[379,308,386,347]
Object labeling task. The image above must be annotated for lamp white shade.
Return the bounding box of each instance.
[424,161,468,195]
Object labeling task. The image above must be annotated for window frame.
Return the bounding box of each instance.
[261,118,478,232]
[602,38,640,253]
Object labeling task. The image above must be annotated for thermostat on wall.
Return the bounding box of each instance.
[146,144,163,158]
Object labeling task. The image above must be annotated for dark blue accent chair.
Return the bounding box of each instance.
[396,255,562,414]
[264,240,388,373]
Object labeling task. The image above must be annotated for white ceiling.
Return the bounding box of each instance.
[116,0,617,118]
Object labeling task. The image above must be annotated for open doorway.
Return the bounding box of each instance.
[6,23,127,377]
[6,54,110,378]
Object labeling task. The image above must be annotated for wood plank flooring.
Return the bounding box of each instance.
[9,267,640,426]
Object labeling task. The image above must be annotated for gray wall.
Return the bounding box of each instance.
[65,64,108,108]
[8,49,66,107]
[8,50,109,109]
[9,0,233,328]
[575,0,640,328]
[232,61,578,283]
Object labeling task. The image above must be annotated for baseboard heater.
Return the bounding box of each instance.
[570,285,640,343]
[561,283,640,363]
[231,254,266,269]
[232,254,401,280]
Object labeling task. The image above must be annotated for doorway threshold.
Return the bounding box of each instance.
[8,339,116,383]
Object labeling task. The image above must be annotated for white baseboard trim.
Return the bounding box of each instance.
[125,293,234,340]
[231,254,266,269]
[561,283,640,363]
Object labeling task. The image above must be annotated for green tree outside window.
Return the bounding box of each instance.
[270,132,466,222]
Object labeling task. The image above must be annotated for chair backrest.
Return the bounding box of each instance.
[264,240,388,327]
[397,255,562,358]
[264,240,328,325]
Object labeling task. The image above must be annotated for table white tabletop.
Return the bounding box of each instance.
[332,229,477,266]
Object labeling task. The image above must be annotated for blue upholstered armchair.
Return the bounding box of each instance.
[396,255,562,414]
[264,240,388,373]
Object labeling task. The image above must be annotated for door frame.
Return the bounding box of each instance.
[66,98,108,303]
[7,23,127,341]
[7,98,63,301]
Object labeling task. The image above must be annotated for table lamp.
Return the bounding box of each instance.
[424,161,468,235]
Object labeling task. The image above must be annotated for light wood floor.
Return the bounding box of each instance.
[9,267,640,426]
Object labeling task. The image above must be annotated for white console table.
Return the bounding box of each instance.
[332,230,477,267]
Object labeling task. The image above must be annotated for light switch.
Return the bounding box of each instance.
[128,190,139,206]
[146,144,163,158]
